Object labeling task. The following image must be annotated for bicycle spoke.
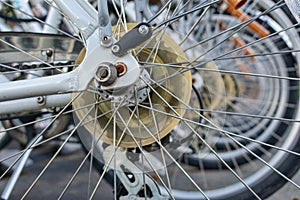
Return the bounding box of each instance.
[20,101,97,199]
[1,0,300,199]
[138,74,259,195]
[58,99,123,199]
[136,87,298,197]
[0,93,82,179]
[0,0,80,41]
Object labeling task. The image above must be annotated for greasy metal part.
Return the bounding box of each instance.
[98,0,113,47]
[227,0,247,9]
[96,70,150,106]
[103,146,168,200]
[112,23,152,57]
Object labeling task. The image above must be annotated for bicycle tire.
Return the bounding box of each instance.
[0,0,299,199]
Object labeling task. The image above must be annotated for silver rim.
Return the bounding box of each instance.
[0,0,299,199]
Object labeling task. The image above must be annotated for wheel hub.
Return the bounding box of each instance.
[73,24,192,148]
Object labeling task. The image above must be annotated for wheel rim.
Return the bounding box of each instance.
[0,1,299,199]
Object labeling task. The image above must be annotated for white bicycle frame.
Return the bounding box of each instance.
[1,0,300,116]
[0,0,141,115]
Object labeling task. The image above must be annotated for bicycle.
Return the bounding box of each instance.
[0,0,300,199]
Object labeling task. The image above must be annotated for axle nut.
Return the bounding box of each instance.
[95,63,117,86]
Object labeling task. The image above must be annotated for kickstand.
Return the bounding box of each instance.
[1,135,43,200]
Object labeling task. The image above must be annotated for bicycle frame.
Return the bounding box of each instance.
[1,1,300,199]
[1,0,300,116]
[0,0,141,115]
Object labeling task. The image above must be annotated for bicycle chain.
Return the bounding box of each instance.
[0,60,75,73]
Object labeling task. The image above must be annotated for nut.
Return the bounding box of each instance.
[95,63,118,86]
[138,25,149,35]
[115,62,127,76]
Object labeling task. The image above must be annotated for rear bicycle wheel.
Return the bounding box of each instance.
[184,0,300,167]
[0,0,299,200]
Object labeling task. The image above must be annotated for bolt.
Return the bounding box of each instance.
[101,35,112,47]
[96,65,110,80]
[102,35,110,42]
[99,68,109,79]
[111,44,120,53]
[37,96,45,105]
[41,49,54,58]
[138,24,149,35]
[46,49,53,57]
[95,63,117,86]
[115,62,127,76]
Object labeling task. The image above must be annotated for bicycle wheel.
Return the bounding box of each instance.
[184,0,300,168]
[0,0,300,200]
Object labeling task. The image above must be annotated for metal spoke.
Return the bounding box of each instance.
[153,0,221,31]
[142,61,300,81]
[190,1,285,62]
[0,38,60,72]
[139,76,261,198]
[88,98,137,199]
[137,72,300,160]
[115,109,192,200]
[179,6,210,46]
[21,101,95,199]
[0,93,82,180]
[137,103,300,157]
[0,0,80,41]
[57,101,121,199]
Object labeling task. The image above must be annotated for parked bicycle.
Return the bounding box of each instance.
[0,0,300,199]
